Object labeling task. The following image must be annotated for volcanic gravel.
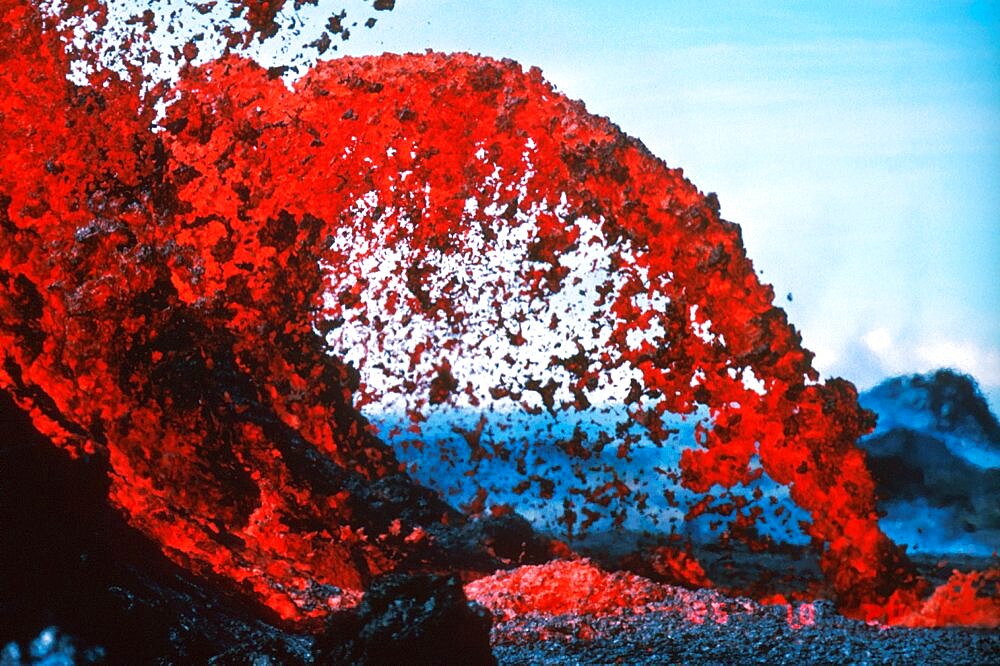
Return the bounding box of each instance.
[490,599,1000,665]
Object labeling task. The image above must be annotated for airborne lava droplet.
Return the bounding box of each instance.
[0,0,996,630]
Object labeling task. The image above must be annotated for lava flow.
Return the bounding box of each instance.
[0,0,995,631]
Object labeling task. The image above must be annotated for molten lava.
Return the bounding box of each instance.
[0,0,995,630]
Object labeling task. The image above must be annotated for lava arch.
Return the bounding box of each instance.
[4,0,992,628]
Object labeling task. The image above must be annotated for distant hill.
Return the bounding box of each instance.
[859,369,1000,556]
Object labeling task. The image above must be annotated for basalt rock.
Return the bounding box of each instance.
[316,573,495,666]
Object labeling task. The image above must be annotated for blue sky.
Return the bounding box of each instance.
[319,1,1000,403]
[123,0,995,403]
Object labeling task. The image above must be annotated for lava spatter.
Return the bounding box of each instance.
[0,0,996,630]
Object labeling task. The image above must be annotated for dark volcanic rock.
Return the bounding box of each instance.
[862,369,1000,447]
[0,390,311,663]
[316,573,496,665]
[859,370,1000,551]
[1,389,520,663]
[864,428,1000,513]
[489,599,1000,665]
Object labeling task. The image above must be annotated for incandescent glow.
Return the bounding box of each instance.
[0,0,995,630]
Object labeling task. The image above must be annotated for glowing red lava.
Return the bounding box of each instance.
[465,559,715,621]
[0,0,995,629]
